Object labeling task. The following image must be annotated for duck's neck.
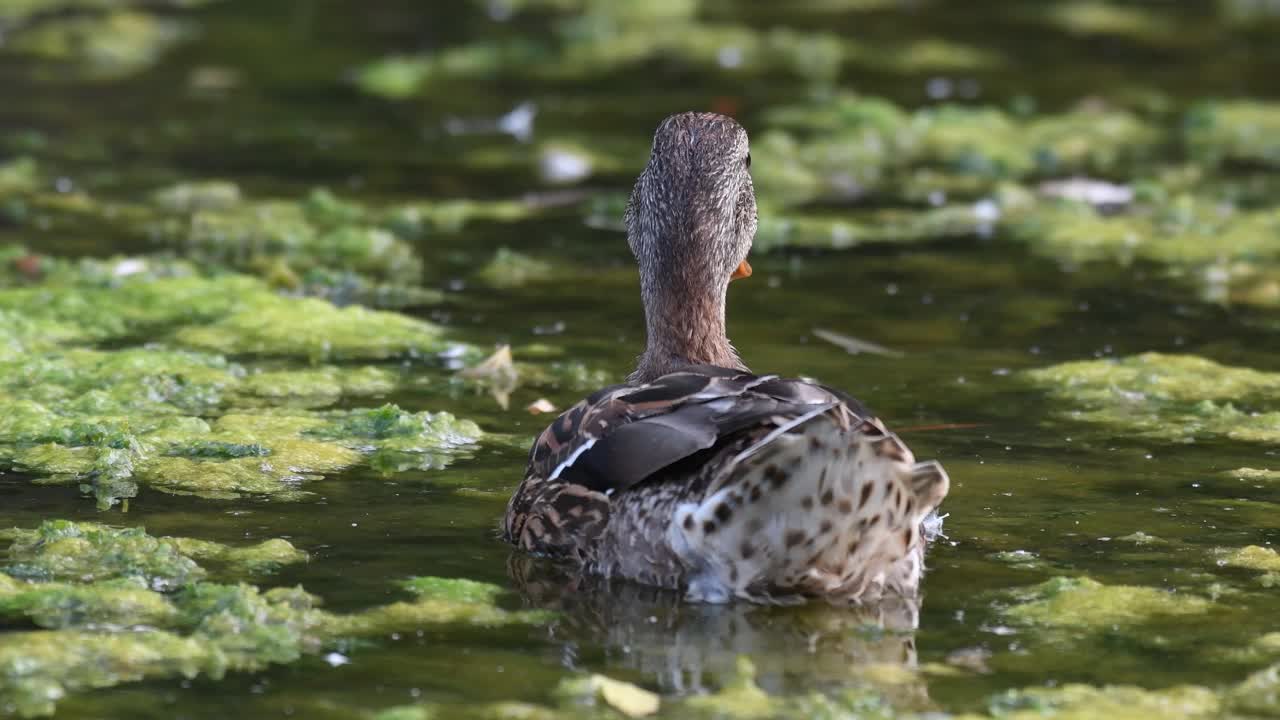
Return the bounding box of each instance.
[631,272,744,384]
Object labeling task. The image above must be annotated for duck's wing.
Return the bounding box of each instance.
[506,367,865,557]
[527,367,858,495]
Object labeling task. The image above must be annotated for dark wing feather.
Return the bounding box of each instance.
[526,369,732,484]
[531,366,848,495]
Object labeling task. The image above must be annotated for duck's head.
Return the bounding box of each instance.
[625,111,757,298]
[624,112,757,382]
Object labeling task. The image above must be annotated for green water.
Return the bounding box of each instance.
[3,1,1280,718]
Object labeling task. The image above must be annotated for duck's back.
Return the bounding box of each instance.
[503,366,948,603]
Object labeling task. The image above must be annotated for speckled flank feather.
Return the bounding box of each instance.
[665,412,946,603]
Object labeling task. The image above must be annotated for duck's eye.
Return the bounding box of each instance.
[745,153,752,169]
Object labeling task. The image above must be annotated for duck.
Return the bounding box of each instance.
[503,111,949,604]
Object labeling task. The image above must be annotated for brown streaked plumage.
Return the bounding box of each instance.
[503,112,949,604]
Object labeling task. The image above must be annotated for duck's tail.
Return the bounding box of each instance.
[668,410,949,604]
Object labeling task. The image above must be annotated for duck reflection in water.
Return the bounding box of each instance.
[508,554,930,705]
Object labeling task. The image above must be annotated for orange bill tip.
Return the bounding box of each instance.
[731,259,752,281]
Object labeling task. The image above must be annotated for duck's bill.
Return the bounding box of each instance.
[731,259,752,281]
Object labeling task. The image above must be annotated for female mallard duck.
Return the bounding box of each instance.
[504,112,949,604]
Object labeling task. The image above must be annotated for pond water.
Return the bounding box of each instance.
[2,1,1280,718]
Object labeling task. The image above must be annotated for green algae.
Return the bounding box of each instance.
[1215,632,1280,665]
[850,38,1003,74]
[6,521,206,589]
[235,366,399,408]
[0,0,221,25]
[1007,194,1280,266]
[174,583,329,668]
[756,205,998,253]
[165,537,308,575]
[153,191,423,288]
[477,248,555,289]
[381,198,537,236]
[0,347,476,505]
[0,348,241,416]
[1229,467,1280,483]
[350,55,438,101]
[1116,531,1168,546]
[751,94,1157,207]
[120,185,526,307]
[914,104,1155,184]
[1025,353,1280,443]
[0,233,452,367]
[1004,576,1211,630]
[984,683,1220,720]
[0,271,268,353]
[681,657,774,718]
[0,577,178,629]
[9,10,189,79]
[313,405,482,451]
[555,674,661,717]
[353,4,847,99]
[1039,1,1177,40]
[401,576,505,604]
[173,294,451,361]
[4,521,305,588]
[1228,663,1280,716]
[760,93,907,136]
[735,95,1280,313]
[1185,101,1280,169]
[135,414,359,500]
[93,184,435,308]
[151,180,243,213]
[330,576,553,635]
[374,703,557,720]
[0,157,39,196]
[0,335,476,504]
[1028,352,1280,406]
[1217,546,1280,573]
[372,707,439,720]
[478,0,697,22]
[728,96,1280,277]
[1019,110,1158,176]
[0,629,217,718]
[166,440,270,459]
[353,44,548,100]
[1253,633,1280,656]
[0,522,551,717]
[135,407,480,499]
[0,583,331,716]
[285,268,446,311]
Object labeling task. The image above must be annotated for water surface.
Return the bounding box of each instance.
[2,1,1279,717]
